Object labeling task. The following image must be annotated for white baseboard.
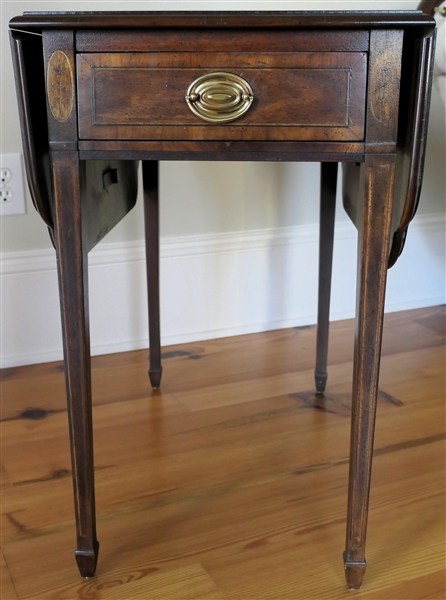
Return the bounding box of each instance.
[1,213,445,368]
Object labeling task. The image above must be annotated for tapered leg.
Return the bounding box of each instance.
[52,151,99,578]
[142,161,162,388]
[344,155,395,590]
[315,162,338,393]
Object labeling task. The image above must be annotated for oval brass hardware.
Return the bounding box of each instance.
[185,72,254,123]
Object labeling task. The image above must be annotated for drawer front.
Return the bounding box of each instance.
[77,52,367,141]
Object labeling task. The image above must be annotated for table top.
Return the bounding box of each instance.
[10,10,435,33]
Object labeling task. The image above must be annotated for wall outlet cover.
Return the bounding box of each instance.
[0,153,27,216]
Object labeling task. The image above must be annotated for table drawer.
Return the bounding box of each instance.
[77,52,367,141]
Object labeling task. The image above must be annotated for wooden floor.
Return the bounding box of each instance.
[1,306,445,600]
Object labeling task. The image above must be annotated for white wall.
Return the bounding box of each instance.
[1,1,445,367]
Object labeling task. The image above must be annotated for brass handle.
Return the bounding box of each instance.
[185,72,254,123]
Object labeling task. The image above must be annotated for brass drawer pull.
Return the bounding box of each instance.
[185,72,254,123]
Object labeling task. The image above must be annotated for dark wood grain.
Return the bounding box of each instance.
[81,160,139,252]
[9,31,53,229]
[315,162,338,394]
[366,29,404,145]
[344,154,396,590]
[342,26,436,267]
[42,31,77,147]
[51,150,99,578]
[388,32,436,266]
[78,140,366,164]
[76,29,369,53]
[77,52,366,142]
[142,161,162,389]
[9,11,435,33]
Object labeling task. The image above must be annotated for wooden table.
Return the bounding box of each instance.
[9,10,436,590]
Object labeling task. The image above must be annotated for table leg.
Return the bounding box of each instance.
[52,151,99,578]
[344,155,395,590]
[142,161,162,388]
[315,162,337,393]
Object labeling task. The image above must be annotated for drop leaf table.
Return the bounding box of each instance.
[9,10,436,590]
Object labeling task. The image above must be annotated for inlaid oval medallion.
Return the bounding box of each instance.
[46,51,74,122]
[371,50,399,125]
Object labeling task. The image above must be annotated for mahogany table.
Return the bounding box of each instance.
[9,10,436,590]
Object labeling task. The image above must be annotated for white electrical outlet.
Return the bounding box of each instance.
[0,153,27,216]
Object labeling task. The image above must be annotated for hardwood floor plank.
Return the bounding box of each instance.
[0,551,18,600]
[0,307,444,599]
[23,563,226,600]
[359,570,445,600]
[93,563,224,600]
